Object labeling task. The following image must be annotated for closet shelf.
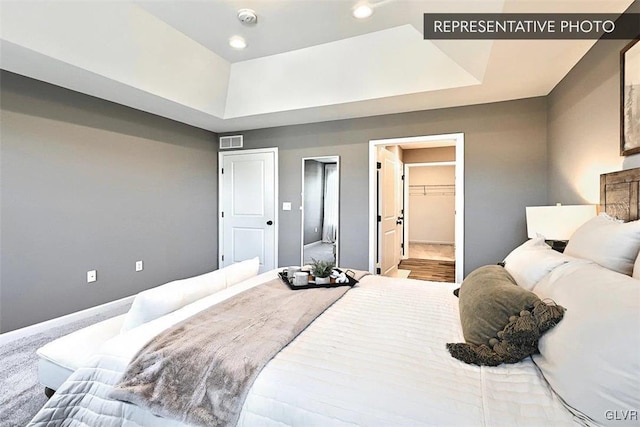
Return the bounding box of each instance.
[409,184,455,196]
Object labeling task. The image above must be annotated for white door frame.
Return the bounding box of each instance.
[403,161,456,259]
[368,133,464,283]
[218,147,279,269]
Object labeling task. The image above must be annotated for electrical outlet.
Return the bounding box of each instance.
[136,260,143,272]
[314,227,318,233]
[87,270,97,283]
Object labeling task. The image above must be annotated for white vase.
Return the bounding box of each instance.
[315,276,330,284]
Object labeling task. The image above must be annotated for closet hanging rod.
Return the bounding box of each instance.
[409,184,455,196]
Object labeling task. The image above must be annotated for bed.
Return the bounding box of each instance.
[28,169,640,427]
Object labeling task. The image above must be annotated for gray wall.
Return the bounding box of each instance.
[303,160,324,245]
[223,96,548,274]
[0,71,219,333]
[1,68,554,331]
[548,1,640,204]
[408,166,455,244]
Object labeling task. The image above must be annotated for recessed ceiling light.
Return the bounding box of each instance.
[353,3,373,19]
[229,35,247,50]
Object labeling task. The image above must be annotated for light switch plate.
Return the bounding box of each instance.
[136,260,143,272]
[282,202,292,211]
[87,270,97,283]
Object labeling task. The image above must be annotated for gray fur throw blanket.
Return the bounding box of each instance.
[110,278,352,426]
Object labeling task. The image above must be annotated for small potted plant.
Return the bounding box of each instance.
[311,259,335,284]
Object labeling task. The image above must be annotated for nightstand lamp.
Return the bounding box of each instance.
[526,204,598,252]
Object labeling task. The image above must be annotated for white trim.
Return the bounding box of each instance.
[219,147,279,271]
[404,161,456,260]
[455,138,464,283]
[0,294,134,346]
[274,149,280,269]
[300,156,340,266]
[370,135,457,146]
[369,133,464,283]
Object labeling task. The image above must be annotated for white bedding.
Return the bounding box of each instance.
[29,272,578,426]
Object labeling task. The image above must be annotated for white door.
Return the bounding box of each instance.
[378,147,402,276]
[220,148,277,273]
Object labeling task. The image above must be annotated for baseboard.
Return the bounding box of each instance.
[409,240,454,245]
[0,295,134,346]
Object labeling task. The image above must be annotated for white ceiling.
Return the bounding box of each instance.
[0,0,634,133]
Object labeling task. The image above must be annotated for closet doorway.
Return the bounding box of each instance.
[403,161,456,281]
[368,133,464,283]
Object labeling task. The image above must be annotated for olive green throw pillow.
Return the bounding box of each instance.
[447,265,565,366]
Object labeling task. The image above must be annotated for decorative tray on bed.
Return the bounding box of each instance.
[278,268,358,290]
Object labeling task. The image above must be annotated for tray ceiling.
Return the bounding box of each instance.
[0,0,634,132]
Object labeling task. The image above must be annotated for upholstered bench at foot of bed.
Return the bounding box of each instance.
[37,314,126,395]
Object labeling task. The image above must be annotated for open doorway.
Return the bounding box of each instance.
[402,161,455,282]
[368,133,464,283]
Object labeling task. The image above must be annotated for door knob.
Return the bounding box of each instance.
[266,220,274,225]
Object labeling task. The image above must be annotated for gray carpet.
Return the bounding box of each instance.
[0,304,131,427]
[303,242,336,265]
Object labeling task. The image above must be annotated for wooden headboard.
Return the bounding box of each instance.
[600,168,640,222]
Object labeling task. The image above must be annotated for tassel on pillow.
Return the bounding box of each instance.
[446,265,565,366]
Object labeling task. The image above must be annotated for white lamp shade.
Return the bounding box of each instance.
[526,205,597,240]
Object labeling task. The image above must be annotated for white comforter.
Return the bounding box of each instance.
[29,272,578,426]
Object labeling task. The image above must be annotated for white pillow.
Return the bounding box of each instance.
[224,257,260,288]
[564,213,640,275]
[121,257,260,332]
[120,269,225,332]
[503,237,573,290]
[633,252,640,280]
[532,261,640,426]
